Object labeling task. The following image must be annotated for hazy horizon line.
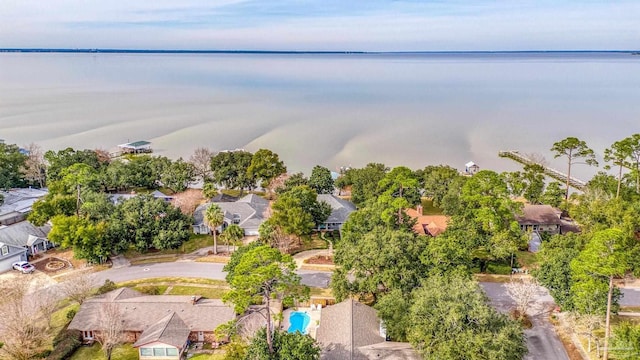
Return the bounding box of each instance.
[1,48,639,54]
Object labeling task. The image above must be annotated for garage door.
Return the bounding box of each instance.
[0,254,24,273]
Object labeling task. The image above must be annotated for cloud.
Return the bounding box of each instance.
[0,0,638,50]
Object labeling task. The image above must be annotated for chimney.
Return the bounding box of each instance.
[191,295,196,305]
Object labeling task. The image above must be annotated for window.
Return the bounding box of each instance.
[140,348,153,356]
[1,245,8,256]
[166,348,178,356]
[153,348,166,356]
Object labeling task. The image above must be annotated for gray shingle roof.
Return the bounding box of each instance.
[193,194,270,234]
[0,188,48,216]
[0,221,50,248]
[317,195,356,224]
[68,289,236,334]
[316,299,385,360]
[133,312,191,348]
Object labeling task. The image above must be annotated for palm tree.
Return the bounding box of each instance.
[222,224,244,253]
[204,204,224,255]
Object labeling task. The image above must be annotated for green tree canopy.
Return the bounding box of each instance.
[275,172,308,195]
[419,165,462,208]
[223,245,309,354]
[377,274,526,359]
[332,225,428,303]
[44,147,106,183]
[0,142,28,189]
[247,149,287,189]
[244,328,320,360]
[376,166,421,225]
[551,137,598,200]
[48,215,110,263]
[160,158,195,193]
[204,203,224,255]
[345,163,388,206]
[270,186,330,240]
[210,150,254,194]
[308,165,334,194]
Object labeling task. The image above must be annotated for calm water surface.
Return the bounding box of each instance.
[0,52,638,179]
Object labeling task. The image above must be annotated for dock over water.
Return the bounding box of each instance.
[498,150,587,190]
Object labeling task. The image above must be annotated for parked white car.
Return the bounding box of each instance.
[12,261,35,274]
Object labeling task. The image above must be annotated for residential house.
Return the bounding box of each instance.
[68,288,236,359]
[0,221,52,258]
[516,204,561,234]
[0,188,48,225]
[316,299,420,360]
[193,194,270,236]
[0,241,28,272]
[316,194,356,231]
[464,161,480,175]
[405,205,448,237]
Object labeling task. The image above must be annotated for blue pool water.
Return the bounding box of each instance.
[287,311,311,334]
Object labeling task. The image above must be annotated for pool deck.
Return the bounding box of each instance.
[281,307,322,339]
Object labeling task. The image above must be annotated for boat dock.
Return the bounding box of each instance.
[498,150,587,190]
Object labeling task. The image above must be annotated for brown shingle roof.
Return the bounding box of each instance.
[405,208,449,237]
[68,289,235,334]
[516,205,561,226]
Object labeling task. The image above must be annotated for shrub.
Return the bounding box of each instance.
[66,309,77,321]
[136,285,161,295]
[48,330,81,360]
[97,279,117,294]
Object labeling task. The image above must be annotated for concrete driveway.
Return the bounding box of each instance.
[481,282,569,360]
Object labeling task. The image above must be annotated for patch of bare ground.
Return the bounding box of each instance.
[171,188,205,214]
[304,255,334,265]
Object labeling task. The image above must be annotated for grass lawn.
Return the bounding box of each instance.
[310,287,333,298]
[169,285,229,299]
[290,235,329,255]
[51,302,80,330]
[189,353,226,360]
[70,343,138,360]
[421,198,443,215]
[515,250,538,269]
[132,284,169,295]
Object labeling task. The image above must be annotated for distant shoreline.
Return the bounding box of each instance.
[0,48,638,55]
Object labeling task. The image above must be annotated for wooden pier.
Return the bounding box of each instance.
[498,150,587,190]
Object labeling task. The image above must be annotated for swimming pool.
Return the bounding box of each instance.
[287,311,311,334]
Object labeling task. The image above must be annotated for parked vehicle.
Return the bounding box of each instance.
[12,261,35,274]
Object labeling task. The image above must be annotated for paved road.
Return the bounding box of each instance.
[481,282,570,360]
[91,262,333,288]
[620,287,640,306]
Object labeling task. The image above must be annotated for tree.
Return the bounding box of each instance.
[308,165,334,194]
[551,137,598,200]
[270,186,330,242]
[274,172,308,195]
[210,150,254,194]
[161,158,195,193]
[376,166,420,225]
[60,272,97,305]
[401,274,526,360]
[97,303,125,360]
[244,328,321,360]
[420,165,462,208]
[347,163,388,206]
[0,276,56,360]
[259,219,294,253]
[48,215,110,263]
[223,245,309,355]
[540,181,565,207]
[20,143,47,188]
[204,203,224,255]
[28,193,77,226]
[203,182,219,199]
[0,142,27,189]
[332,226,428,303]
[522,164,546,203]
[222,224,244,253]
[121,155,169,189]
[571,229,630,360]
[189,147,215,181]
[44,147,105,183]
[107,195,192,253]
[247,149,287,190]
[604,134,640,197]
[505,278,541,317]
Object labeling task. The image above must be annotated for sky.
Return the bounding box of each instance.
[0,0,638,51]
